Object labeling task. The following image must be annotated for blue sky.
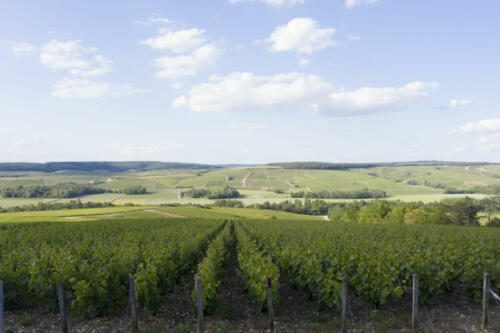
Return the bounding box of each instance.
[1,0,499,164]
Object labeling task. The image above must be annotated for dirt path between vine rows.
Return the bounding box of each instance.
[144,209,185,218]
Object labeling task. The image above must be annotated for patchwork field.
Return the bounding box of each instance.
[0,164,499,208]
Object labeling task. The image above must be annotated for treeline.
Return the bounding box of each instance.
[215,199,331,215]
[115,185,148,195]
[0,183,150,198]
[0,200,116,213]
[0,183,105,198]
[407,179,500,195]
[328,197,500,227]
[290,189,386,199]
[183,186,240,199]
[268,161,496,170]
[213,197,500,227]
[0,161,220,173]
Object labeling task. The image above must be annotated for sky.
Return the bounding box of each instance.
[1,0,499,164]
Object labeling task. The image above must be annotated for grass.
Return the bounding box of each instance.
[1,165,498,209]
[0,205,157,223]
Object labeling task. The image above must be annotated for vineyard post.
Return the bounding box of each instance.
[0,280,4,333]
[57,280,69,333]
[267,277,275,333]
[412,274,418,331]
[129,276,139,333]
[196,277,203,333]
[341,276,347,332]
[482,272,490,329]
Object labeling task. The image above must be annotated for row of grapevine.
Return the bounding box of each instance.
[242,219,500,307]
[234,222,279,309]
[192,221,233,312]
[0,217,225,315]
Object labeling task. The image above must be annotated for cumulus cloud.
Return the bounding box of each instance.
[141,23,223,79]
[140,28,207,53]
[345,0,379,9]
[13,39,146,99]
[40,40,112,77]
[229,0,304,7]
[51,78,147,99]
[449,99,472,109]
[135,15,172,26]
[172,72,331,112]
[172,72,437,116]
[324,81,439,115]
[11,42,38,56]
[154,44,221,79]
[265,18,338,54]
[455,118,500,133]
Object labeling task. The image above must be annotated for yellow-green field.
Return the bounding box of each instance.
[0,205,322,223]
[0,164,498,208]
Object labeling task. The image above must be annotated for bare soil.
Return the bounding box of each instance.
[144,209,186,218]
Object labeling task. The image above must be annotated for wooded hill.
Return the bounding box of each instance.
[0,161,220,173]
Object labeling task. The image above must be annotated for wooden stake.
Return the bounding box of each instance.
[129,276,139,333]
[482,272,490,329]
[0,280,5,333]
[196,277,203,333]
[57,280,69,333]
[267,277,275,333]
[412,274,418,331]
[341,276,348,332]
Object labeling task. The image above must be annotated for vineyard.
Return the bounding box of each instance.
[0,211,500,331]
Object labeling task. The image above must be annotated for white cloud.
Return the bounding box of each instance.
[135,15,172,26]
[299,58,310,66]
[455,119,500,133]
[229,0,304,7]
[347,34,362,41]
[51,78,147,99]
[479,133,500,144]
[141,23,223,79]
[140,28,207,53]
[154,44,221,79]
[172,72,437,116]
[11,137,40,148]
[172,72,331,112]
[449,99,472,109]
[12,42,38,56]
[323,81,439,116]
[40,40,112,77]
[265,18,338,54]
[455,146,465,152]
[345,0,379,9]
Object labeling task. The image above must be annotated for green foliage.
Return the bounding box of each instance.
[235,223,279,309]
[0,183,106,198]
[116,185,148,195]
[290,189,386,199]
[328,198,483,226]
[0,200,115,213]
[192,221,233,313]
[184,186,240,199]
[0,217,224,316]
[242,219,500,307]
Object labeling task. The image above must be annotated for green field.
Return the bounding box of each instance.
[1,164,499,208]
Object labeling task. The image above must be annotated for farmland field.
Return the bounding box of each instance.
[1,207,499,331]
[1,163,499,208]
